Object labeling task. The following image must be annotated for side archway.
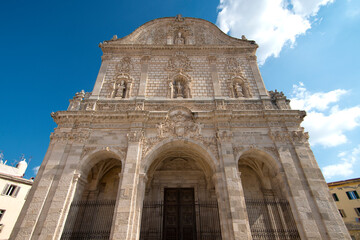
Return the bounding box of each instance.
[61,150,123,240]
[238,149,301,239]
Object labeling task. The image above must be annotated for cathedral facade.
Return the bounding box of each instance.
[11,16,350,240]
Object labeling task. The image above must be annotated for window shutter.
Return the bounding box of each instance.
[1,184,9,195]
[13,186,21,197]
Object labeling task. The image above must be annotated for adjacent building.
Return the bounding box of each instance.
[11,16,351,239]
[0,159,32,240]
[328,178,360,240]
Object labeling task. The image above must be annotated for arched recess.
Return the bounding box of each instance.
[110,73,133,98]
[139,139,222,240]
[229,76,252,98]
[238,149,300,239]
[168,73,192,99]
[61,150,123,240]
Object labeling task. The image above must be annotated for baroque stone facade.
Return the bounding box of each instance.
[11,16,350,240]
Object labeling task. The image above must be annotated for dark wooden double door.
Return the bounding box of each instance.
[163,188,196,240]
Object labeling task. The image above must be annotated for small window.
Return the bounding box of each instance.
[339,209,346,218]
[1,184,20,197]
[346,191,359,200]
[0,210,5,221]
[332,193,339,201]
[355,208,360,216]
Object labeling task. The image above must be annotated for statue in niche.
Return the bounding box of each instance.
[175,81,184,98]
[111,80,130,98]
[175,32,185,45]
[168,82,174,98]
[234,82,244,98]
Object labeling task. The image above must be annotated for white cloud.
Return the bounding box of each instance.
[290,83,360,147]
[33,166,40,175]
[322,145,360,179]
[216,0,333,64]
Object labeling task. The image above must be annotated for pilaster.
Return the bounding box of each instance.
[90,57,111,99]
[110,130,143,240]
[217,130,253,240]
[292,144,351,239]
[247,55,267,97]
[208,56,222,98]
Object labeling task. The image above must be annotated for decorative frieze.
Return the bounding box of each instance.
[50,131,90,143]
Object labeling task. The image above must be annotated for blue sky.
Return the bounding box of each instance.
[0,0,359,182]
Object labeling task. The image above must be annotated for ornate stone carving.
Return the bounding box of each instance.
[228,76,252,98]
[142,107,219,159]
[127,130,144,142]
[268,131,290,143]
[168,72,192,99]
[268,90,291,110]
[110,74,133,99]
[50,131,90,144]
[216,130,232,142]
[291,130,309,144]
[166,52,192,72]
[68,90,85,111]
[225,58,244,75]
[116,56,133,73]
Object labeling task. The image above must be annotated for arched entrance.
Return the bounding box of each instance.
[61,157,122,240]
[140,141,221,240]
[238,150,300,240]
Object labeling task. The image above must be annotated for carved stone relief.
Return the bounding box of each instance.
[166,52,192,72]
[142,107,218,159]
[109,74,133,99]
[116,57,133,73]
[50,131,90,144]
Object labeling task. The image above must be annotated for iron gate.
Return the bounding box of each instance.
[61,199,116,240]
[140,201,222,240]
[246,199,300,240]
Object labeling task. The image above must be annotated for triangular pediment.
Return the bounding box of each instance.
[103,16,257,47]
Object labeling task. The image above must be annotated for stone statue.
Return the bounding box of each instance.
[115,80,126,98]
[169,82,174,98]
[234,83,244,97]
[176,81,183,98]
[175,32,185,45]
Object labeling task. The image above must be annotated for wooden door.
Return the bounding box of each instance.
[163,188,196,240]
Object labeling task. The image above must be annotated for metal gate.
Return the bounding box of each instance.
[140,201,222,240]
[61,199,116,240]
[246,199,300,240]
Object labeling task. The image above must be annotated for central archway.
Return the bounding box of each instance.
[139,140,221,240]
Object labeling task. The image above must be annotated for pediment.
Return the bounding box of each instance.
[103,16,257,47]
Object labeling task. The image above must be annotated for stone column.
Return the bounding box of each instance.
[217,130,253,240]
[247,55,267,97]
[292,143,351,239]
[131,173,148,239]
[208,56,222,98]
[110,130,143,240]
[90,56,111,99]
[137,56,150,99]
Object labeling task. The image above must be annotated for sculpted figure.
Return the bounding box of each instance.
[175,32,185,45]
[169,82,174,98]
[234,83,244,98]
[115,80,126,98]
[176,81,184,98]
